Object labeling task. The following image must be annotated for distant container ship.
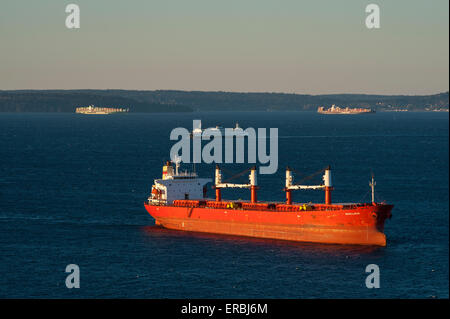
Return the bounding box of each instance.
[144,161,393,246]
[75,105,129,114]
[318,105,375,114]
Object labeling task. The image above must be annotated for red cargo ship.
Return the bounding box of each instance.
[144,161,393,246]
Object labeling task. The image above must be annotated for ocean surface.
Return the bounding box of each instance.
[0,111,448,298]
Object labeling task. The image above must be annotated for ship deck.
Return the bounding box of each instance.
[151,198,379,212]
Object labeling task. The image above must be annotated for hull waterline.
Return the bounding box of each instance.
[144,203,392,246]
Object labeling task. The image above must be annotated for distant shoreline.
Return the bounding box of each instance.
[0,90,448,113]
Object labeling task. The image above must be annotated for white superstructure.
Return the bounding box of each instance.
[148,161,211,205]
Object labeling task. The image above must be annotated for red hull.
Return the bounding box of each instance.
[144,202,392,246]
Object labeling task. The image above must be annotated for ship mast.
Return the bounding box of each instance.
[214,165,258,203]
[284,166,333,205]
[173,156,181,175]
[369,173,376,204]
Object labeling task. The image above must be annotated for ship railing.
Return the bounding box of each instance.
[148,198,166,206]
[173,200,205,208]
[171,171,198,178]
[171,199,370,212]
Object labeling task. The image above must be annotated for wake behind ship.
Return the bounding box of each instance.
[144,161,393,246]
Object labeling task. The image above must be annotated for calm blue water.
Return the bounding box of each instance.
[0,112,448,298]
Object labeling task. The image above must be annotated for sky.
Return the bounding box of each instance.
[0,0,448,95]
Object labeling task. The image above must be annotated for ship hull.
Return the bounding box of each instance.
[144,203,392,246]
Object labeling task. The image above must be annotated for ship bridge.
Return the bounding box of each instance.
[149,161,211,205]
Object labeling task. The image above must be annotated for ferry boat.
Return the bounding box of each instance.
[144,161,393,246]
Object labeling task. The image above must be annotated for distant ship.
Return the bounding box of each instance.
[75,105,129,114]
[191,123,248,137]
[318,105,375,114]
[144,161,393,246]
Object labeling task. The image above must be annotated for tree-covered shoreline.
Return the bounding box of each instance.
[0,90,448,112]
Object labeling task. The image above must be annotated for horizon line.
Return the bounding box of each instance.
[0,89,448,97]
